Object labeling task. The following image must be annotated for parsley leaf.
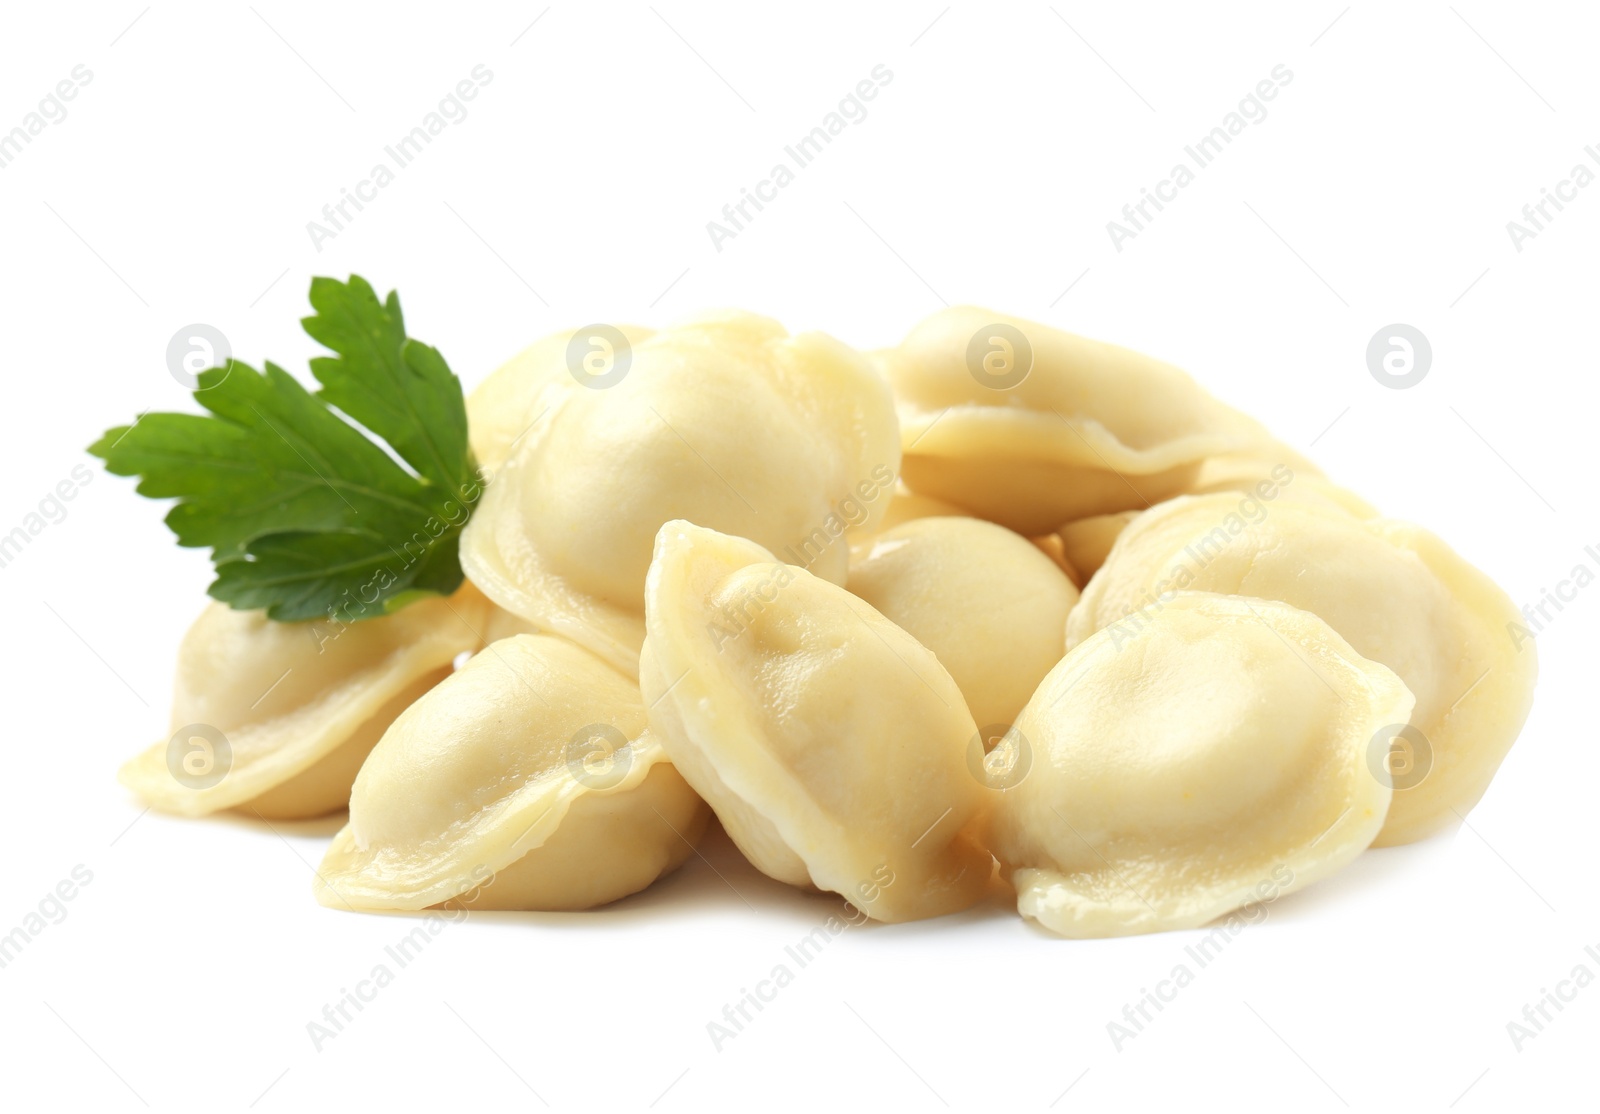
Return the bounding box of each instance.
[88,276,481,623]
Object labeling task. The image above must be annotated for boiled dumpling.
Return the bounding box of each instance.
[1056,510,1140,582]
[642,521,993,922]
[467,323,655,475]
[1067,495,1537,845]
[481,603,540,643]
[874,484,972,533]
[1029,532,1083,585]
[119,587,489,819]
[1052,458,1370,583]
[316,633,709,911]
[1182,454,1377,518]
[460,311,901,676]
[988,592,1414,938]
[878,307,1268,533]
[847,516,1077,727]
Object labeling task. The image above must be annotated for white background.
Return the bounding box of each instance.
[0,2,1592,1111]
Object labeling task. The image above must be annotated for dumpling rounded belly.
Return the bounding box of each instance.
[1180,452,1377,518]
[316,633,709,912]
[460,311,901,677]
[642,521,993,923]
[466,323,656,476]
[988,592,1414,938]
[846,515,1077,727]
[879,306,1270,533]
[118,587,488,819]
[1067,494,1537,846]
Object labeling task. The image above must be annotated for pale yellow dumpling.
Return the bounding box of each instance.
[119,587,489,819]
[1068,495,1537,845]
[481,603,540,644]
[873,484,972,533]
[1055,510,1140,583]
[316,633,709,912]
[879,307,1269,533]
[1052,458,1368,583]
[989,592,1413,938]
[466,323,655,475]
[1183,454,1377,518]
[847,516,1077,727]
[642,521,993,922]
[461,311,901,677]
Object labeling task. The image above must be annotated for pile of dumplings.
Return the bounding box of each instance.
[122,307,1537,938]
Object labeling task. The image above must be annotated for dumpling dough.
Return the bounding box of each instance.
[481,604,540,644]
[1183,454,1377,518]
[119,587,489,819]
[466,324,655,475]
[847,516,1077,727]
[461,311,901,676]
[1056,510,1140,582]
[316,633,709,911]
[989,592,1414,938]
[1029,532,1083,585]
[879,307,1268,533]
[874,484,972,533]
[1052,458,1372,583]
[642,521,993,922]
[1068,495,1537,845]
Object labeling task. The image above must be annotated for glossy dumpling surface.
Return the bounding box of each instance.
[1182,454,1377,518]
[1051,458,1370,584]
[989,592,1413,938]
[466,324,656,476]
[1068,495,1536,845]
[880,307,1267,533]
[119,588,487,819]
[316,633,709,911]
[642,521,992,922]
[847,516,1077,727]
[461,311,901,676]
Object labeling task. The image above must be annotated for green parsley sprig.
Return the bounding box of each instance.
[90,276,482,623]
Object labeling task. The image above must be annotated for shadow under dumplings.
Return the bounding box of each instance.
[1250,835,1450,927]
[390,823,844,931]
[209,807,350,839]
